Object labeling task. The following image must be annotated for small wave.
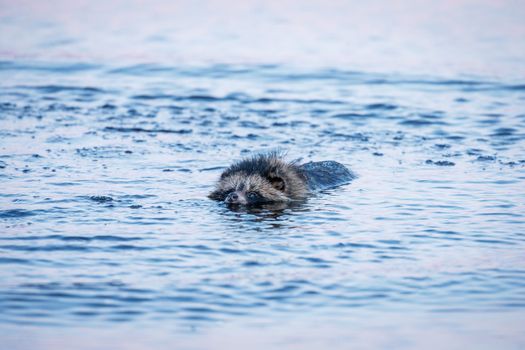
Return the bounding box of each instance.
[400,119,446,126]
[491,128,517,137]
[16,85,106,94]
[104,126,193,134]
[107,63,179,76]
[1,234,141,242]
[0,257,33,264]
[0,209,37,218]
[505,84,525,91]
[366,103,398,110]
[332,112,377,120]
[89,196,113,203]
[0,245,92,252]
[0,61,101,73]
[335,242,377,249]
[477,155,496,161]
[63,235,142,242]
[110,244,151,251]
[107,63,261,78]
[425,160,455,166]
[200,166,226,172]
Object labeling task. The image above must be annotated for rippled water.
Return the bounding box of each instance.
[1,1,525,349]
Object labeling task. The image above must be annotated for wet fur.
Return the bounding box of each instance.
[208,152,308,204]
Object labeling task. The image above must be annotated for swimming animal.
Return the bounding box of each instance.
[208,152,355,205]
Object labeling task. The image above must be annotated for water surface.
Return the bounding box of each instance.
[1,1,525,349]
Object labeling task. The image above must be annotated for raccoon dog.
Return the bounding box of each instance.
[209,152,355,206]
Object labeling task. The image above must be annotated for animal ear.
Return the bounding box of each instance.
[268,176,285,191]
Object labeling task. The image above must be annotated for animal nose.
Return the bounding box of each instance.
[226,192,239,203]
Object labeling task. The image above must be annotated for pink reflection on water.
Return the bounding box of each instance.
[0,0,524,78]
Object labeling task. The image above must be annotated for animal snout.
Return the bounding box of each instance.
[225,192,245,204]
[226,192,238,202]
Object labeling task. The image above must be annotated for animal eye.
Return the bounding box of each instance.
[247,192,260,201]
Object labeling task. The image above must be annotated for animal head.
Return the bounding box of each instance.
[208,153,307,205]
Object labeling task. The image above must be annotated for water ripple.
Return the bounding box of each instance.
[1,58,524,341]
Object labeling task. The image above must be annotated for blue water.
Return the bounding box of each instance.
[1,1,525,349]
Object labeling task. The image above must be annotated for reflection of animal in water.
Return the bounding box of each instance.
[209,152,356,206]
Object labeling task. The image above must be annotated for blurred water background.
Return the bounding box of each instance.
[1,0,525,349]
